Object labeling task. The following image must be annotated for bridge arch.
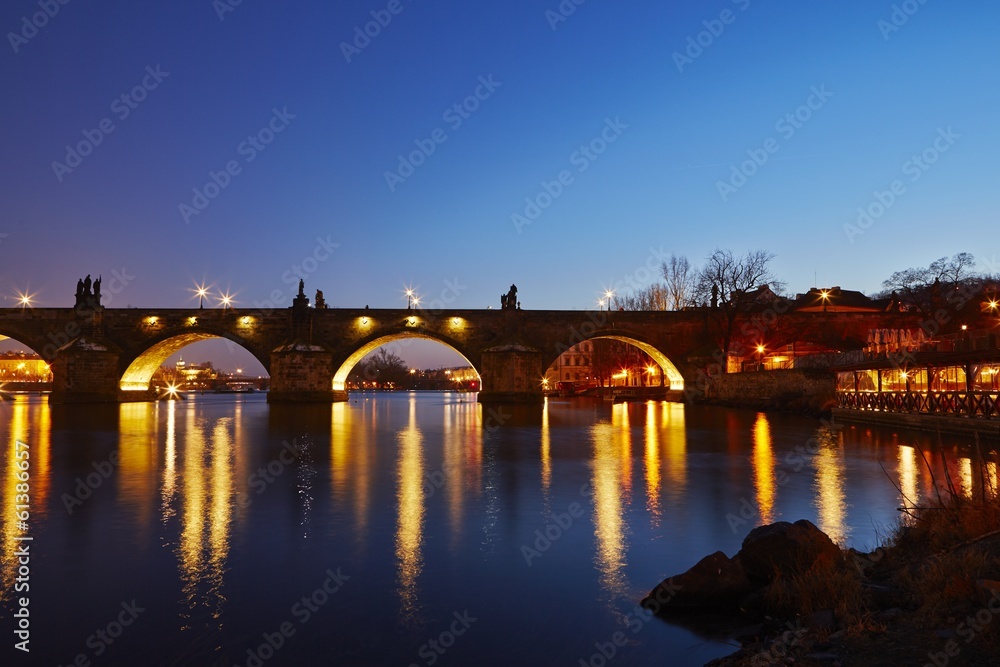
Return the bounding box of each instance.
[544,331,685,391]
[331,332,480,392]
[0,326,54,363]
[119,331,270,392]
[0,332,54,388]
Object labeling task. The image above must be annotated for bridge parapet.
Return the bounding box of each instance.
[0,305,925,404]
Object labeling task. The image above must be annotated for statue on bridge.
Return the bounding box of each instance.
[74,274,102,309]
[501,284,518,310]
[292,278,310,310]
[315,290,327,309]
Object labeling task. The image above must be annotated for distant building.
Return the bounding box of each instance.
[544,340,661,389]
[545,340,596,386]
[736,284,784,307]
[793,286,886,313]
[174,358,218,388]
[0,351,51,382]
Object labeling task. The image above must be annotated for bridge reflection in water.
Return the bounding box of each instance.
[0,394,998,664]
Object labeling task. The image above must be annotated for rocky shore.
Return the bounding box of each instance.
[642,519,1000,666]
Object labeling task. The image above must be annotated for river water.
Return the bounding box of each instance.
[0,392,996,666]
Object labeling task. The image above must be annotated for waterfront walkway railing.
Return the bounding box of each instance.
[837,390,1000,419]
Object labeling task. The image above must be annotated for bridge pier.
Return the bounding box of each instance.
[267,342,339,403]
[49,338,122,404]
[478,344,544,404]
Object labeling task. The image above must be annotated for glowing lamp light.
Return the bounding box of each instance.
[188,316,197,325]
[404,287,420,309]
[146,316,158,325]
[900,371,909,380]
[756,345,766,354]
[14,290,34,309]
[191,282,211,308]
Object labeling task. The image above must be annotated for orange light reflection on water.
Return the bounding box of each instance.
[751,413,775,526]
[395,395,424,623]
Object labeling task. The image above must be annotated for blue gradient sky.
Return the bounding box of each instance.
[1,0,997,371]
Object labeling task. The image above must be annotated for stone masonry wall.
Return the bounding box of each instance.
[699,368,836,414]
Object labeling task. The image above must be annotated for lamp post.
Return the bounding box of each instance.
[756,344,765,371]
[405,289,414,309]
[13,290,33,311]
[191,282,211,309]
[820,289,830,312]
[605,290,614,311]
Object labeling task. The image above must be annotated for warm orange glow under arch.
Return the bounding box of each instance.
[331,333,480,392]
[550,335,685,391]
[119,333,267,392]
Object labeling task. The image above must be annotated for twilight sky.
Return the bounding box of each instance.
[1,0,998,371]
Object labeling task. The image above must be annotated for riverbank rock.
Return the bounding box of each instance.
[739,519,843,584]
[642,551,752,613]
[644,520,845,619]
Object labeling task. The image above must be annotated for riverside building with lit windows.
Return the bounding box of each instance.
[834,328,1000,429]
[0,351,52,382]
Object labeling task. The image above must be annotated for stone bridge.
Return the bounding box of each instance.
[0,296,915,403]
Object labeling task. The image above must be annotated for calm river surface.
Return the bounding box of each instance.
[0,392,997,666]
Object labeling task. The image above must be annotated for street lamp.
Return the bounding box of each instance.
[405,289,414,309]
[820,289,830,312]
[756,344,765,370]
[13,290,33,310]
[218,292,233,310]
[598,299,605,311]
[605,290,614,310]
[190,282,212,308]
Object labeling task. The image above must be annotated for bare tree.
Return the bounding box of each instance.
[695,249,784,370]
[616,283,669,311]
[351,347,410,388]
[930,252,976,284]
[661,254,695,310]
[881,252,978,317]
